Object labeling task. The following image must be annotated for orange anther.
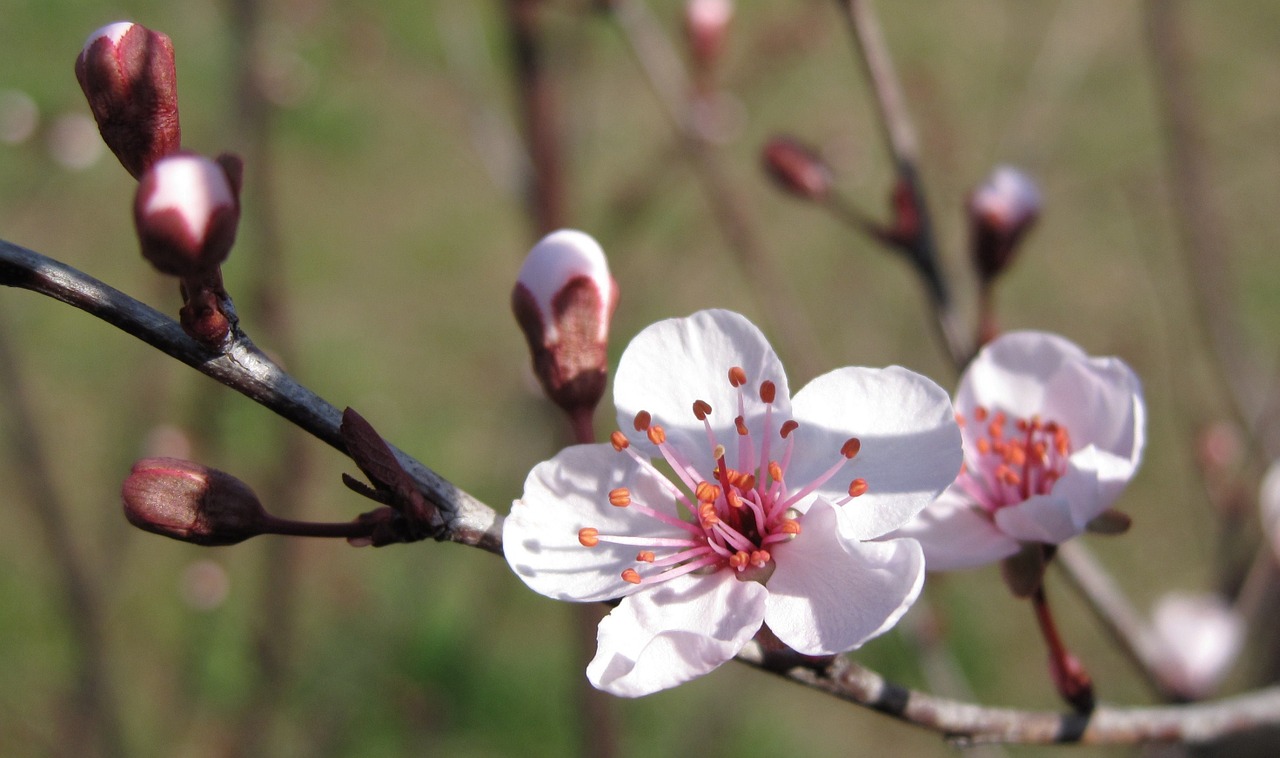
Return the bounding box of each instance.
[578,528,600,547]
[976,438,991,455]
[739,474,757,492]
[699,505,720,526]
[735,416,748,436]
[696,481,721,503]
[974,405,989,422]
[610,431,629,451]
[848,478,868,498]
[729,551,750,569]
[997,466,1021,486]
[955,412,965,426]
[1032,441,1048,464]
[608,487,631,507]
[759,381,776,404]
[1016,418,1029,433]
[780,519,801,535]
[989,422,1004,439]
[647,425,667,445]
[728,366,747,387]
[768,461,783,483]
[633,410,652,431]
[841,437,862,459]
[780,420,799,438]
[692,399,713,420]
[636,550,656,563]
[750,550,771,567]
[1005,445,1025,467]
[726,490,744,509]
[622,569,642,584]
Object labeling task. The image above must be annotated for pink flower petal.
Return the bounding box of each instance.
[892,489,1020,570]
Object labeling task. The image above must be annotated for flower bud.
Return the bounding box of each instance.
[1152,592,1243,700]
[134,152,240,277]
[762,136,831,202]
[75,22,181,179]
[122,457,268,546]
[685,0,734,71]
[512,229,619,418]
[968,165,1041,283]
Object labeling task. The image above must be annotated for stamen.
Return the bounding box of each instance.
[692,400,712,420]
[750,550,770,568]
[634,410,651,431]
[610,431,629,451]
[974,405,989,422]
[608,487,631,507]
[636,551,656,562]
[841,437,862,459]
[955,411,965,426]
[728,366,747,387]
[735,416,748,436]
[695,481,721,503]
[578,528,600,547]
[622,569,642,584]
[729,551,749,570]
[759,381,776,404]
[780,420,799,438]
[848,478,868,497]
[768,461,783,485]
[647,425,667,445]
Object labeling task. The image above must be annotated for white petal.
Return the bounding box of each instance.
[503,444,686,603]
[992,492,1080,544]
[1042,354,1145,468]
[1060,445,1132,524]
[788,365,962,539]
[613,309,789,475]
[586,572,766,697]
[765,499,924,655]
[958,331,1087,414]
[890,488,1021,570]
[1152,592,1244,698]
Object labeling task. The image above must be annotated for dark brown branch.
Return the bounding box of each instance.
[9,237,1280,745]
[0,237,501,555]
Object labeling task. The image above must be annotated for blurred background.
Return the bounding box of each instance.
[1,0,1278,756]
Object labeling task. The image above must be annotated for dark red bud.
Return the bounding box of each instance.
[134,152,240,277]
[122,457,267,546]
[75,22,181,179]
[969,165,1041,283]
[513,230,618,418]
[762,136,832,201]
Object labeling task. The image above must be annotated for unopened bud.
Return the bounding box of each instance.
[762,136,831,201]
[969,165,1041,282]
[512,229,618,417]
[1152,592,1243,700]
[75,22,181,179]
[122,457,267,546]
[134,152,240,277]
[685,0,734,71]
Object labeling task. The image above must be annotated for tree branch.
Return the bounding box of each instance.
[7,236,1280,745]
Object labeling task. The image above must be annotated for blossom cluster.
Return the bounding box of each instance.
[503,243,1148,696]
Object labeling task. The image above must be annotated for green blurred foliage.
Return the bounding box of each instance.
[0,0,1278,756]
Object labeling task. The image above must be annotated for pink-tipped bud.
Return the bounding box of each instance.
[685,0,734,70]
[1152,592,1244,700]
[122,457,268,546]
[512,229,619,417]
[762,136,832,201]
[75,22,181,179]
[134,152,240,277]
[969,165,1041,283]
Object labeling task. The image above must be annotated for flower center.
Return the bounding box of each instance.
[955,405,1073,513]
[578,366,868,587]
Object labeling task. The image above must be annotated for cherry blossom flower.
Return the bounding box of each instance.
[504,309,962,696]
[895,331,1145,571]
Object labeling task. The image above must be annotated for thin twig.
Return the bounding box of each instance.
[0,238,501,554]
[836,0,969,368]
[604,0,826,380]
[8,238,1280,745]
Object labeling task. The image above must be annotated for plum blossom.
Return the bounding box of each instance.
[895,331,1145,571]
[504,309,962,696]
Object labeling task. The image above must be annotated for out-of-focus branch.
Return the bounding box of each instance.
[0,310,126,758]
[506,0,568,234]
[8,238,1280,744]
[604,0,826,380]
[835,0,969,369]
[1143,0,1277,462]
[0,238,501,555]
